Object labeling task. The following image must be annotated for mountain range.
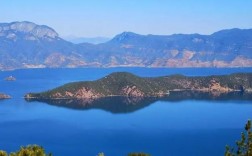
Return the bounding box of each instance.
[63,36,110,44]
[1,21,252,70]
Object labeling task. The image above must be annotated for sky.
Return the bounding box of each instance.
[1,0,252,38]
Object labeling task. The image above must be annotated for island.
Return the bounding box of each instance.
[0,93,11,99]
[4,76,16,81]
[25,72,252,100]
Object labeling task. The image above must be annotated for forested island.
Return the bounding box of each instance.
[25,72,252,100]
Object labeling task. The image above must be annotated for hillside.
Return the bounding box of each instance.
[25,72,252,100]
[1,21,252,70]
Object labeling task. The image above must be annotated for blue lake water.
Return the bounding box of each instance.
[1,68,252,156]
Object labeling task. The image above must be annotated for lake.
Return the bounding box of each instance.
[1,68,252,156]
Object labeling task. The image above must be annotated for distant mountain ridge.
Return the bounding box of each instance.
[64,36,110,44]
[1,21,252,70]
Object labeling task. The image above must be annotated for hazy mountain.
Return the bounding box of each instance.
[1,21,252,70]
[64,36,110,44]
[0,21,86,69]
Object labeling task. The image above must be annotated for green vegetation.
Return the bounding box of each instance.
[25,72,252,100]
[0,146,152,156]
[225,120,252,156]
[0,145,52,156]
[0,150,7,156]
[26,72,171,98]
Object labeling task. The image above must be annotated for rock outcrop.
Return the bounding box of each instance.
[121,86,145,97]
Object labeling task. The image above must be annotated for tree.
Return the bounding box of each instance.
[225,120,252,156]
[0,150,7,156]
[0,145,52,156]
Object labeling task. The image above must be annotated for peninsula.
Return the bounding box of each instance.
[25,72,252,100]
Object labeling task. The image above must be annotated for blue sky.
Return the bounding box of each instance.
[1,0,252,37]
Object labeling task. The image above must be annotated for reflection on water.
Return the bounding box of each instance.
[166,91,252,101]
[26,91,252,113]
[26,96,157,113]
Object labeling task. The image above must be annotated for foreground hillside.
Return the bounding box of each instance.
[1,21,252,70]
[25,72,252,99]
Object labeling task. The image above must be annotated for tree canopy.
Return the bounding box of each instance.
[0,145,52,156]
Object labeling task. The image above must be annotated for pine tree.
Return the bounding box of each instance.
[225,120,252,156]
